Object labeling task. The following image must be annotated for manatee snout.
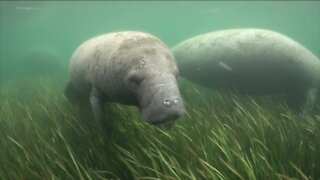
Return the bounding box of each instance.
[146,94,185,125]
[138,75,185,125]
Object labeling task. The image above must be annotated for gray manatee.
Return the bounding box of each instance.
[172,28,320,113]
[65,31,185,132]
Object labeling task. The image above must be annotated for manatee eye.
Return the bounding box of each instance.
[127,74,144,89]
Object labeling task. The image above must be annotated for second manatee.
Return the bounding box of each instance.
[172,28,320,113]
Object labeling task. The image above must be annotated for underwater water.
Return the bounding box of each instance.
[0,1,320,179]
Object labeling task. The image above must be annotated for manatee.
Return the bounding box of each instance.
[172,28,320,113]
[65,31,185,132]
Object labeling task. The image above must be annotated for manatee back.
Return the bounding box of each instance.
[69,33,121,94]
[173,28,320,94]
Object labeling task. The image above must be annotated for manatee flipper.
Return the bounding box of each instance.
[90,87,111,133]
[285,92,304,112]
[64,82,82,104]
[286,87,318,115]
[303,87,318,114]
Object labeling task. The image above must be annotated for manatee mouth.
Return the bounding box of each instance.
[150,119,175,130]
[149,119,171,125]
[148,110,181,126]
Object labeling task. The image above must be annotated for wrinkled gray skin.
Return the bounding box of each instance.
[65,31,185,132]
[172,29,320,113]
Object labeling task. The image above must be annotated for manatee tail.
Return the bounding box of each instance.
[64,82,82,104]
